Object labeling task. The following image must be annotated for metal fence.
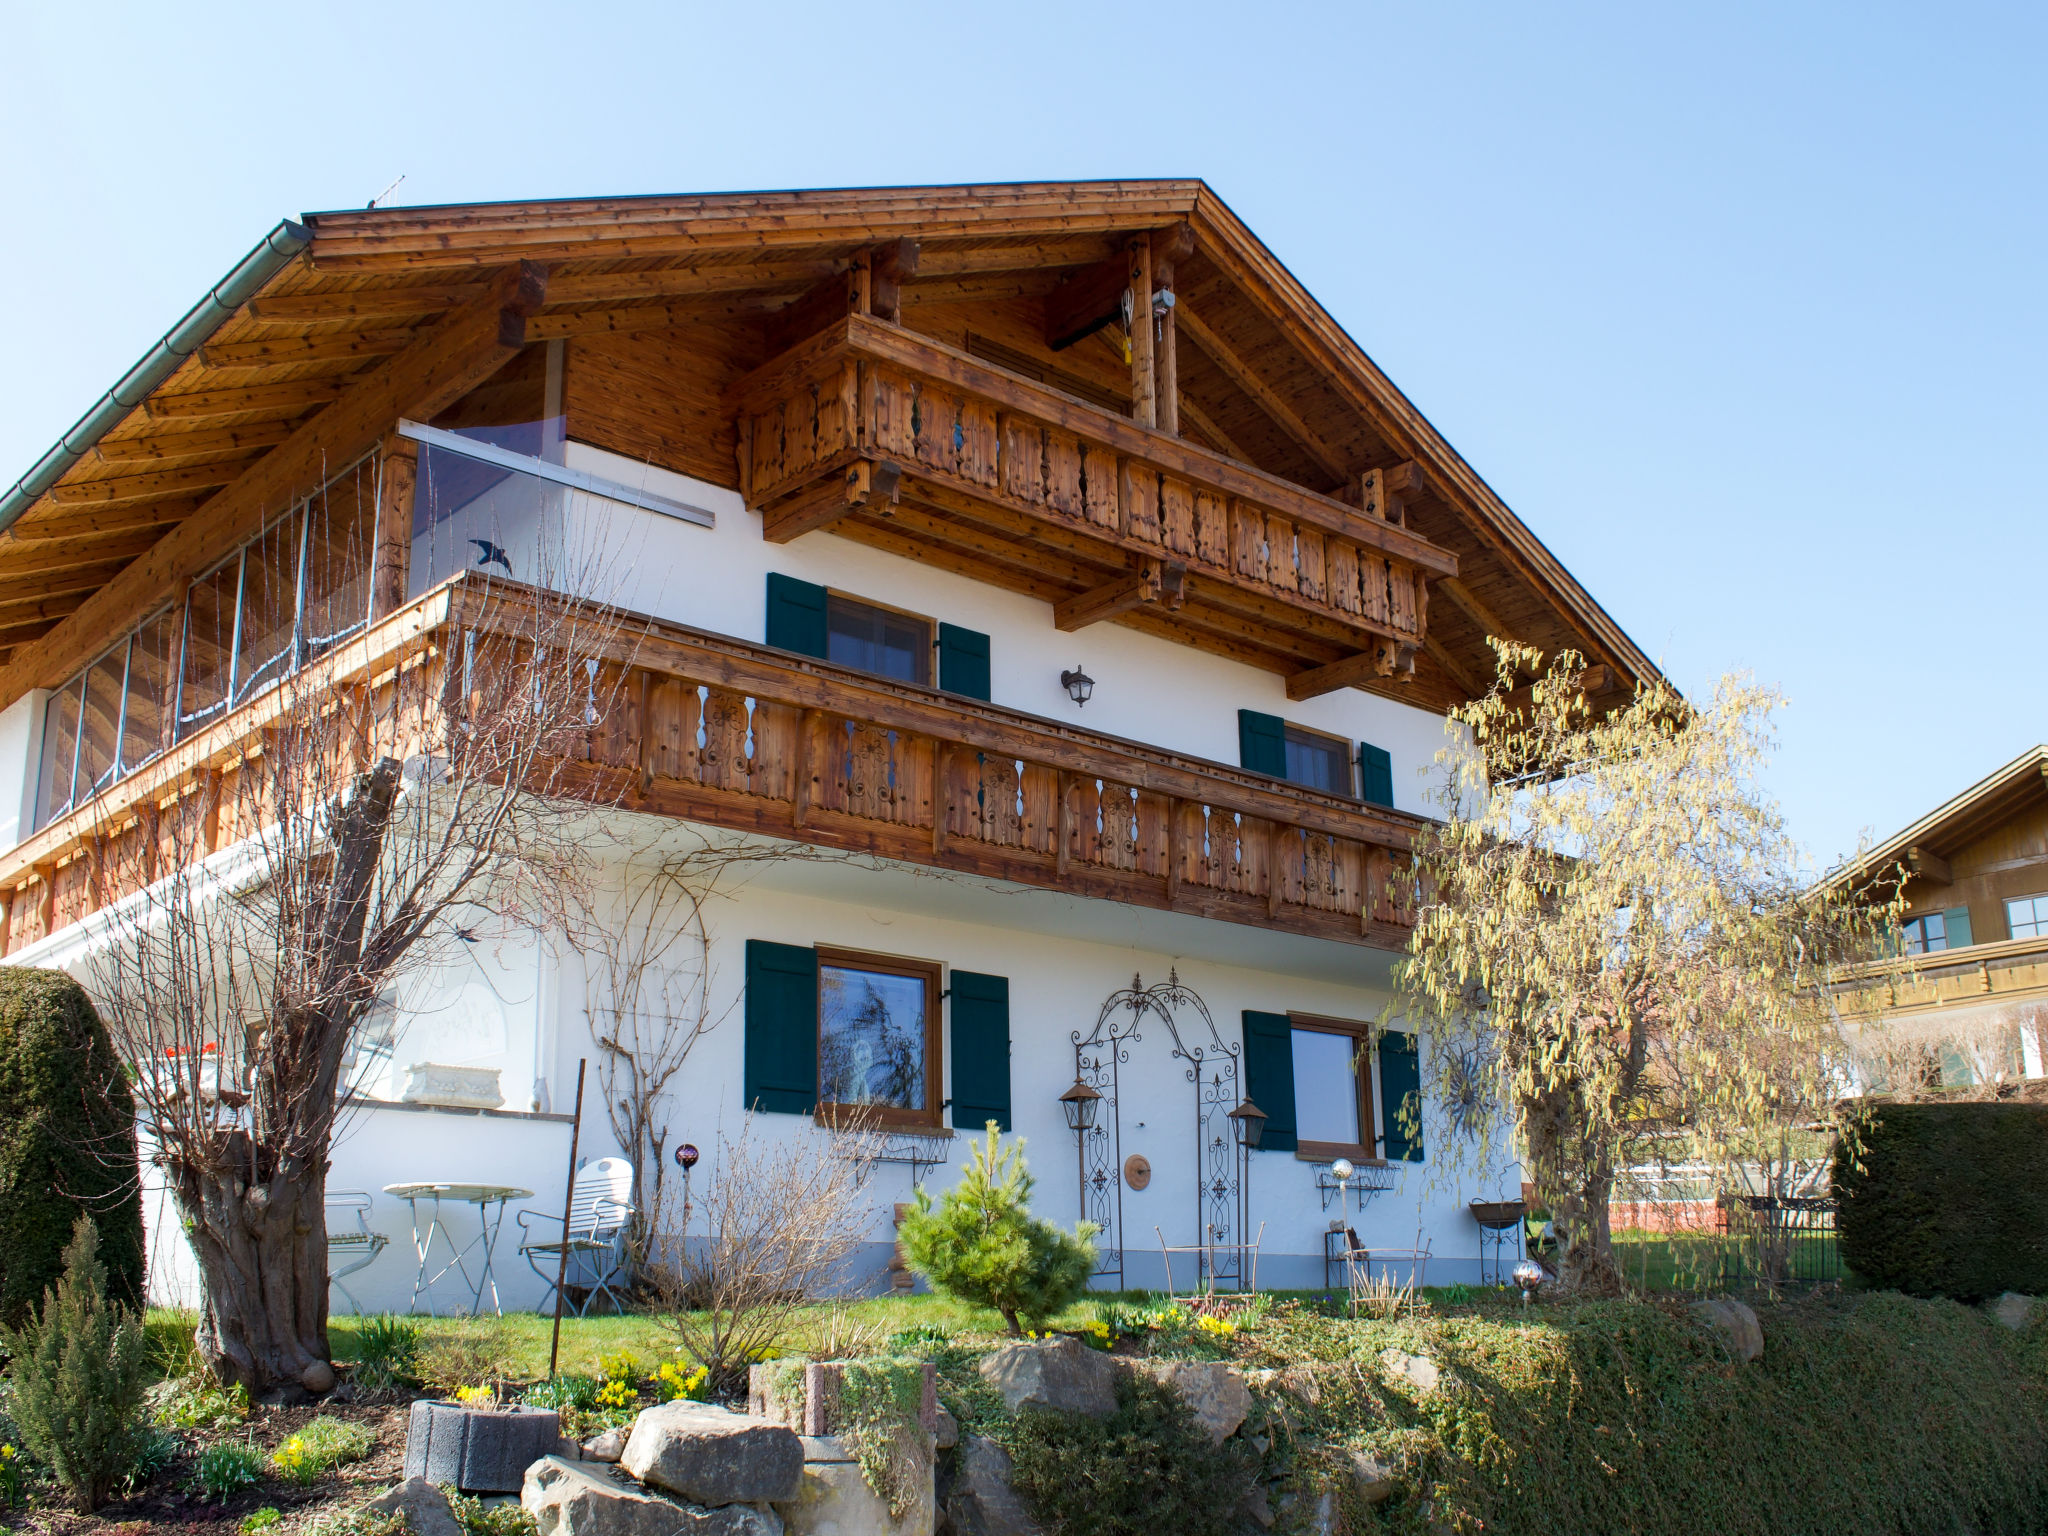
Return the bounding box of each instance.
[1717,1195,1841,1290]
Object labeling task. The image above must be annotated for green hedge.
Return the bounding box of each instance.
[0,969,145,1325]
[1833,1100,2048,1299]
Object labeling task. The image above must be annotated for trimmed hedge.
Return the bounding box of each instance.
[0,969,144,1325]
[1834,1100,2048,1299]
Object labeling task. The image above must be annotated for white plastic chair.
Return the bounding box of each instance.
[517,1157,636,1315]
[325,1191,389,1316]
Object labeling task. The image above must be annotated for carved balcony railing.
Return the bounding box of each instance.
[728,316,1459,688]
[0,576,1424,955]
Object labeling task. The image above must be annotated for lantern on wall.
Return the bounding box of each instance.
[1059,1076,1102,1133]
[1227,1097,1267,1150]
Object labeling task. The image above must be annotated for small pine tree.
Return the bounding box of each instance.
[898,1124,1096,1336]
[1,1216,150,1511]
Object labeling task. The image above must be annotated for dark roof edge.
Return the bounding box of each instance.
[0,219,311,536]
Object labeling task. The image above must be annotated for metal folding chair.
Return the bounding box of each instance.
[517,1156,635,1315]
[325,1190,389,1316]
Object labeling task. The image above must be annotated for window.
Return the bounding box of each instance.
[2008,894,2048,940]
[826,594,931,686]
[1902,912,1948,954]
[1290,1016,1374,1160]
[1283,726,1353,797]
[816,947,942,1126]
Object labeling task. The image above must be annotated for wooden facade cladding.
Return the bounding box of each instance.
[729,316,1457,681]
[0,575,1423,956]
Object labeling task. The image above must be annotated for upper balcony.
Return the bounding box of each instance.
[729,316,1460,698]
[0,572,1426,958]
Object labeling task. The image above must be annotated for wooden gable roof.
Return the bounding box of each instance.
[1827,744,2048,897]
[0,179,1661,713]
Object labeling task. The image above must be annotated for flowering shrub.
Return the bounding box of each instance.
[1195,1315,1236,1340]
[594,1378,637,1413]
[453,1384,497,1409]
[1078,1320,1115,1351]
[656,1360,711,1403]
[596,1351,641,1387]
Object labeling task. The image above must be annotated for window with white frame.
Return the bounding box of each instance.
[2007,894,2048,940]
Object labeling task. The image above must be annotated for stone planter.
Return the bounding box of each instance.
[405,1401,562,1493]
[401,1062,504,1108]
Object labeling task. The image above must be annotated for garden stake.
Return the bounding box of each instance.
[548,1058,587,1381]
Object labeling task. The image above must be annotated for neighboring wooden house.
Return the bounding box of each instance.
[0,181,1662,1307]
[1829,745,2048,1088]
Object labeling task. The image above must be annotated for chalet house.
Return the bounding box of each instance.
[1829,746,2048,1090]
[0,181,1661,1308]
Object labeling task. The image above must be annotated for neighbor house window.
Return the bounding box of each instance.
[826,595,931,686]
[1903,912,1949,954]
[2008,894,2048,940]
[1290,1016,1374,1160]
[816,947,942,1126]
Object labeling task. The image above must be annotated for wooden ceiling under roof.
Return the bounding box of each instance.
[0,180,1661,715]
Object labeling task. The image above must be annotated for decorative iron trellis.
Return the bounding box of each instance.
[1071,971,1246,1290]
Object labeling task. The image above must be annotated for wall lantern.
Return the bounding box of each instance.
[1227,1097,1267,1151]
[1059,1076,1102,1133]
[1060,667,1096,707]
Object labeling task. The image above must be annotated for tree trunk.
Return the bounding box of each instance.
[1520,1083,1624,1296]
[177,1152,331,1391]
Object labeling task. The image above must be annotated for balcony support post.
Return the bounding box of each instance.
[1127,238,1157,429]
[793,708,818,830]
[1151,224,1195,439]
[372,434,417,621]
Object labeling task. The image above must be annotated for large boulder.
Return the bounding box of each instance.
[943,1436,1043,1536]
[524,1456,783,1536]
[624,1401,806,1506]
[1991,1292,2039,1331]
[780,1435,933,1536]
[365,1477,464,1536]
[405,1401,565,1493]
[977,1338,1116,1418]
[1348,1450,1395,1504]
[1129,1361,1250,1445]
[1378,1349,1443,1396]
[1689,1298,1764,1362]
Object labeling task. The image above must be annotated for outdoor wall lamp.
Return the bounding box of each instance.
[1060,1076,1102,1133]
[1227,1097,1268,1150]
[1060,667,1095,707]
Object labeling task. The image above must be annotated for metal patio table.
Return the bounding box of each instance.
[383,1182,533,1316]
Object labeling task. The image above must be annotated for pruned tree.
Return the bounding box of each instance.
[1399,646,1894,1293]
[75,464,635,1388]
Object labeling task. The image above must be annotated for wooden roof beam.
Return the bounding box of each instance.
[1054,559,1184,632]
[1422,634,1486,698]
[0,263,547,705]
[1044,249,1134,353]
[762,461,901,544]
[198,329,419,370]
[1285,641,1411,701]
[3,499,204,542]
[92,422,297,464]
[1905,846,1953,884]
[1175,306,1351,485]
[144,380,347,421]
[1437,576,1528,655]
[45,460,259,507]
[248,284,485,322]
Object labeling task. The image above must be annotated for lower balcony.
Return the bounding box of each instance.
[0,574,1423,954]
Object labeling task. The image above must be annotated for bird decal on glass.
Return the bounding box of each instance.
[469,538,514,576]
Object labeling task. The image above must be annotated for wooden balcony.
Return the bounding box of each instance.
[729,316,1460,694]
[0,575,1423,955]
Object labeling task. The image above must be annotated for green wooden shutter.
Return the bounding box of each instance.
[1238,710,1287,778]
[766,573,828,658]
[743,940,818,1114]
[1378,1030,1423,1162]
[938,623,992,701]
[949,970,1011,1133]
[1941,905,1974,949]
[1359,743,1394,807]
[1240,1010,1298,1152]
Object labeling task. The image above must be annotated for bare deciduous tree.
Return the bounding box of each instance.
[76,472,633,1386]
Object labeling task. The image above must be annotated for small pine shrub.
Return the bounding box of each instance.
[897,1124,1096,1335]
[0,970,145,1326]
[349,1315,422,1392]
[1008,1371,1255,1536]
[190,1441,265,1501]
[0,1217,151,1511]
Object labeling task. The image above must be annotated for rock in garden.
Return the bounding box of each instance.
[301,1359,337,1394]
[1349,1450,1395,1504]
[977,1338,1116,1418]
[366,1476,464,1536]
[1242,1482,1275,1530]
[782,1435,933,1536]
[1689,1298,1764,1361]
[525,1456,783,1536]
[1992,1292,2039,1330]
[944,1436,1043,1536]
[1276,1488,1338,1536]
[1132,1361,1250,1445]
[932,1405,958,1450]
[584,1424,630,1462]
[1378,1349,1443,1395]
[623,1401,805,1506]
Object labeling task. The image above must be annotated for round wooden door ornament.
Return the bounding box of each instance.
[1124,1154,1152,1191]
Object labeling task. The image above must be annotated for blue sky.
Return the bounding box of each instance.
[5,2,2042,867]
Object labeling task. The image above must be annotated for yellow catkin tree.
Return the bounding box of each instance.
[1399,647,1892,1293]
